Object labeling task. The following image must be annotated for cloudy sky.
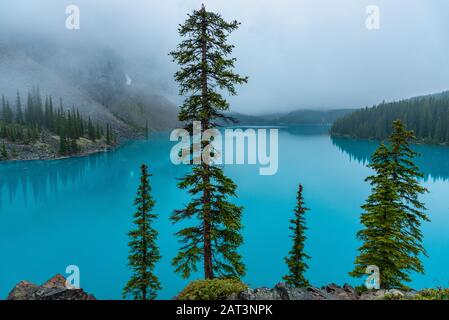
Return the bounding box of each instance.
[1,0,449,114]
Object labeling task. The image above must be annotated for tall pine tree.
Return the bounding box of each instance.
[170,4,248,279]
[350,120,429,289]
[123,164,161,300]
[283,184,310,287]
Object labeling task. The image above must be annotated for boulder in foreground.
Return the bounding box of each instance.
[7,274,96,300]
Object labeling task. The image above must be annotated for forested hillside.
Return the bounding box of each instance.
[0,88,115,160]
[0,41,178,134]
[330,91,449,144]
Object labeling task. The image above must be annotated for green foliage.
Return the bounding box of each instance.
[177,279,247,300]
[331,92,449,144]
[171,166,245,279]
[0,122,40,145]
[409,289,449,300]
[123,164,161,300]
[283,184,310,287]
[0,87,116,156]
[170,5,247,280]
[354,285,369,296]
[170,4,248,126]
[350,120,429,289]
[383,288,449,300]
[106,124,113,145]
[1,143,8,160]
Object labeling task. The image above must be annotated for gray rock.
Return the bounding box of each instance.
[360,289,387,300]
[6,281,40,300]
[386,289,405,299]
[403,290,419,300]
[273,283,314,300]
[7,274,95,300]
[343,283,358,298]
[322,283,358,300]
[231,283,355,300]
[229,283,386,300]
[237,287,282,300]
[308,286,337,300]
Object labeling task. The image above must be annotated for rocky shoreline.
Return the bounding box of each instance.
[6,275,432,300]
[227,283,414,300]
[0,139,112,162]
[7,275,95,300]
[0,129,140,162]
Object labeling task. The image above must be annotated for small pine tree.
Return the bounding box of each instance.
[12,145,18,158]
[144,121,149,140]
[70,138,79,154]
[283,184,310,288]
[16,91,23,124]
[106,124,112,145]
[1,143,8,160]
[123,164,161,300]
[59,131,68,155]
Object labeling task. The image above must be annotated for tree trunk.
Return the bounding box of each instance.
[200,6,214,280]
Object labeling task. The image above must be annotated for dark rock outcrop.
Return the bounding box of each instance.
[7,274,96,300]
[226,282,414,301]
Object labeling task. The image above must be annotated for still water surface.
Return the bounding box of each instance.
[1,126,448,299]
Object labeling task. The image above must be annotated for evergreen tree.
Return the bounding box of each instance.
[59,130,68,155]
[389,120,429,245]
[283,184,310,288]
[170,4,248,279]
[16,91,23,124]
[87,117,96,141]
[331,93,449,144]
[70,138,79,154]
[123,164,161,300]
[145,121,149,140]
[350,121,429,289]
[1,143,8,160]
[0,89,108,152]
[95,122,101,140]
[106,124,112,145]
[1,97,13,123]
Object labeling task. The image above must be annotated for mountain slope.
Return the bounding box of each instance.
[0,45,133,136]
[109,86,179,131]
[0,43,180,136]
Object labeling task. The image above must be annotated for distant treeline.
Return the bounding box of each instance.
[225,109,353,126]
[276,109,353,125]
[0,87,115,157]
[330,92,449,144]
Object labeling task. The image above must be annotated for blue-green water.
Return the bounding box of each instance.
[1,125,449,299]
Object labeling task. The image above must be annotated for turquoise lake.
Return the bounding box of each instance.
[1,125,449,299]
